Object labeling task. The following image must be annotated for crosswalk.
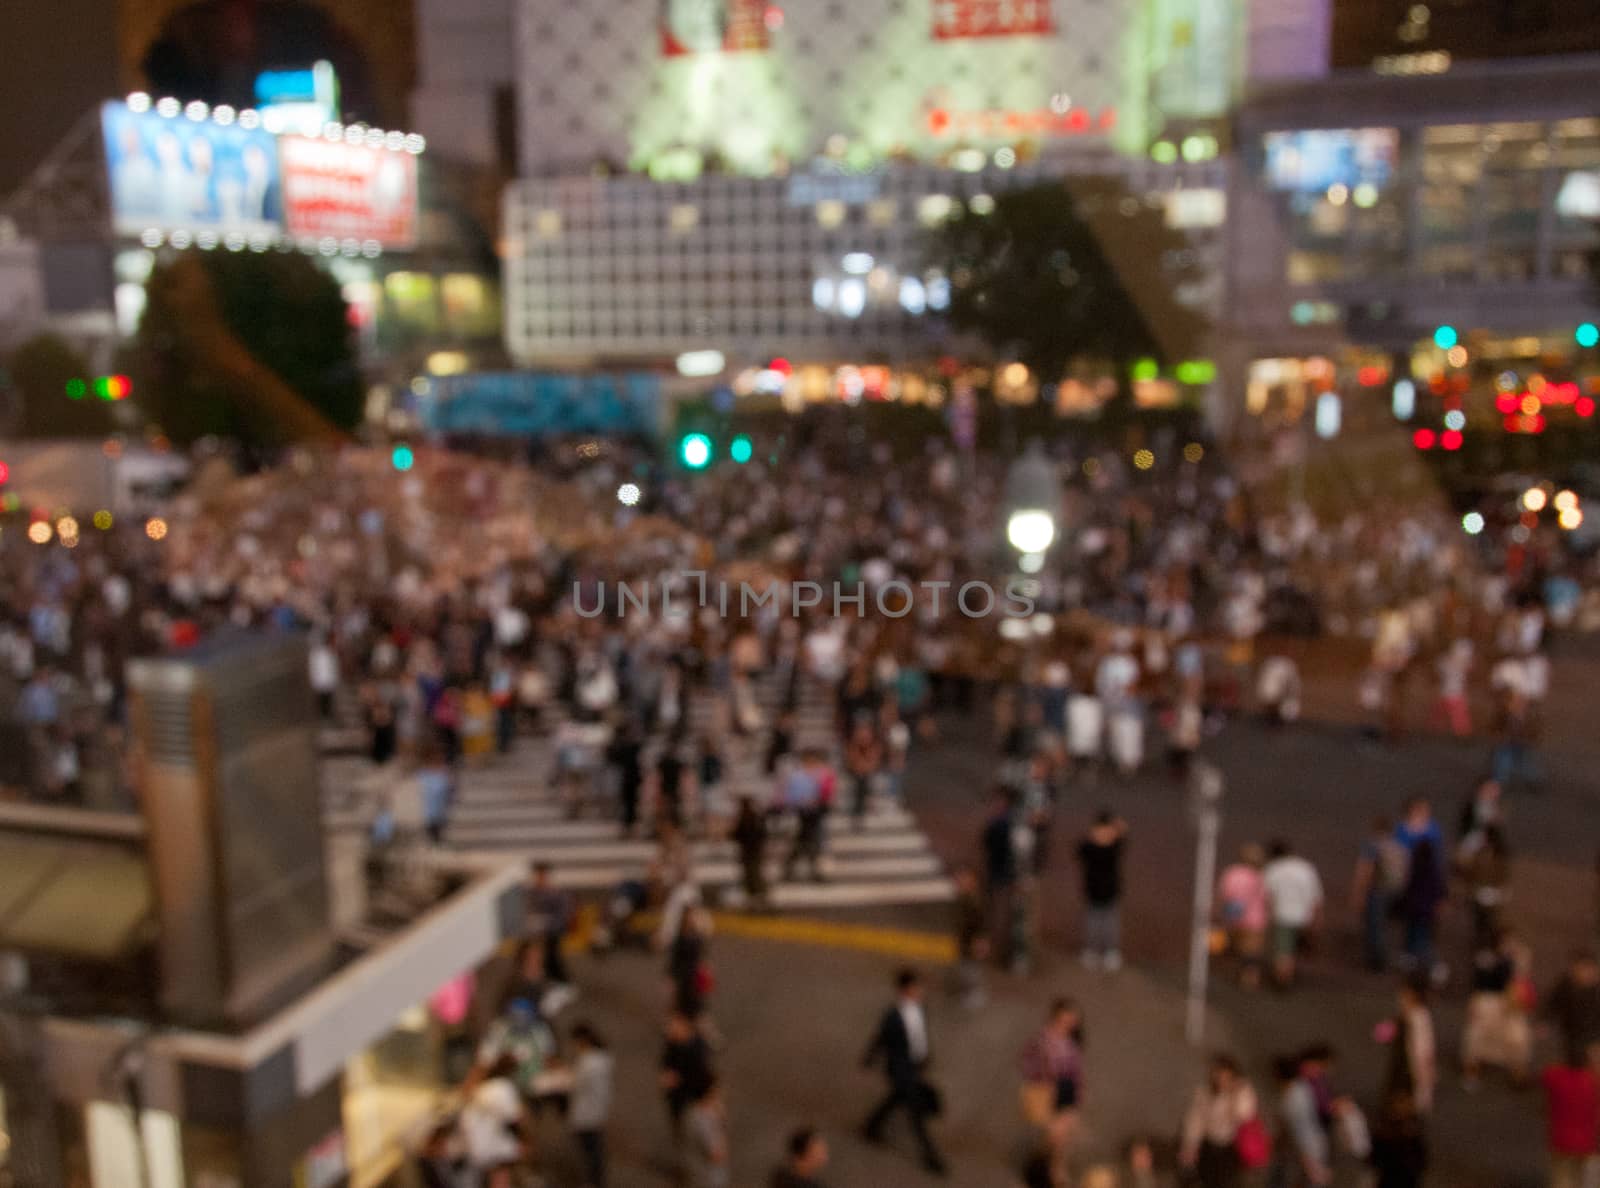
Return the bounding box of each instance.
[321,675,954,911]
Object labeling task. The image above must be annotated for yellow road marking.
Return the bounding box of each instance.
[706,912,957,964]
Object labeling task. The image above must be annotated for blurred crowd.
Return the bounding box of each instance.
[2,417,1599,1188]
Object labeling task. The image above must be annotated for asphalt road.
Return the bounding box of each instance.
[529,641,1599,1188]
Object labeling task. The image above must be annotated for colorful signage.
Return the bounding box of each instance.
[926,104,1116,138]
[280,136,419,248]
[102,102,281,236]
[1262,127,1396,193]
[415,372,663,437]
[932,0,1054,40]
[660,0,770,55]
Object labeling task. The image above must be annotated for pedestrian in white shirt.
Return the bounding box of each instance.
[568,1023,614,1187]
[1263,840,1324,990]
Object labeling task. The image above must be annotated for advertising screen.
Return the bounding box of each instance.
[279,136,419,248]
[660,0,770,55]
[101,102,282,236]
[1262,128,1397,192]
[932,0,1054,40]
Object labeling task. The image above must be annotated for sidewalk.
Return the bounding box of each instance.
[539,932,1227,1187]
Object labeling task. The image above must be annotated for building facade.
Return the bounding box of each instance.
[1223,55,1600,437]
[511,0,1251,178]
[504,156,1228,367]
[494,0,1321,414]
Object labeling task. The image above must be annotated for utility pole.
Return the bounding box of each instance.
[1186,759,1224,1046]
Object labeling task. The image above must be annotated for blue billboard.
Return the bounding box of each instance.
[102,102,283,236]
[414,372,664,437]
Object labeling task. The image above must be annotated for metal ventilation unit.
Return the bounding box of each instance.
[127,632,334,1029]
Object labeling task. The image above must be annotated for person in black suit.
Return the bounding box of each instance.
[860,968,948,1176]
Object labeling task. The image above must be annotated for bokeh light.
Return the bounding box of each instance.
[617,482,642,507]
[1522,487,1547,513]
[1461,512,1485,536]
[27,521,52,545]
[1559,506,1584,531]
[145,517,169,541]
[1133,449,1155,471]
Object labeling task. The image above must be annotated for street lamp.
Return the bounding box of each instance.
[1186,759,1224,1046]
[1005,443,1058,554]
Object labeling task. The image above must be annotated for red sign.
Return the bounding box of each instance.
[280,137,418,249]
[661,0,771,56]
[927,105,1115,138]
[933,0,1054,39]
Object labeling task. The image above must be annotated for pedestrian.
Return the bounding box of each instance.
[1076,810,1128,971]
[860,967,948,1177]
[417,744,455,846]
[669,905,714,1018]
[568,1022,613,1188]
[1273,1051,1332,1188]
[950,866,989,1009]
[1542,949,1600,1066]
[844,718,884,825]
[1351,815,1409,972]
[1432,637,1473,737]
[661,1007,715,1153]
[1540,1043,1599,1188]
[1217,844,1269,989]
[764,709,796,775]
[526,862,574,987]
[1397,837,1447,980]
[309,631,339,721]
[770,1127,830,1188]
[1379,978,1438,1115]
[1263,839,1324,989]
[780,748,835,883]
[1457,779,1504,840]
[685,1077,731,1188]
[732,793,769,907]
[1178,1054,1262,1188]
[1462,927,1534,1089]
[606,716,645,836]
[1455,822,1511,953]
[982,785,1020,966]
[459,1055,529,1188]
[1019,997,1085,1157]
[1368,1091,1427,1188]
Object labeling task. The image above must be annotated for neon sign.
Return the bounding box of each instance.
[926,106,1116,138]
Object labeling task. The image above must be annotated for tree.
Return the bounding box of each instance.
[2,333,113,438]
[925,179,1209,405]
[135,250,360,447]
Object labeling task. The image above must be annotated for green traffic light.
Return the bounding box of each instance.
[730,435,753,464]
[391,445,415,471]
[1578,323,1599,349]
[679,433,713,469]
[1433,325,1458,350]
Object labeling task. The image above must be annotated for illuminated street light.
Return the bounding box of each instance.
[1005,443,1058,555]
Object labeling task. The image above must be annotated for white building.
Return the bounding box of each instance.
[504,157,1228,368]
[498,0,1265,372]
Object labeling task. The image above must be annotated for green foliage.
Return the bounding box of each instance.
[135,250,361,445]
[925,180,1209,386]
[3,333,113,438]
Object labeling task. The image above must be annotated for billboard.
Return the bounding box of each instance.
[1262,127,1397,192]
[102,102,282,236]
[415,372,662,437]
[280,136,419,248]
[932,0,1055,40]
[660,0,770,55]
